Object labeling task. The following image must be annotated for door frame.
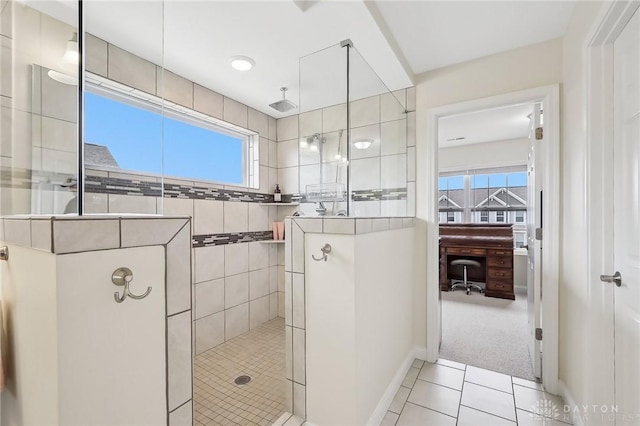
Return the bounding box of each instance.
[585,0,640,417]
[425,85,561,393]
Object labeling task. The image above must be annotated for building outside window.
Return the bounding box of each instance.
[516,210,525,222]
[480,211,489,222]
[496,211,505,222]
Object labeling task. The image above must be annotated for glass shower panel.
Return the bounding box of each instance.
[299,43,348,216]
[83,0,164,214]
[0,1,79,215]
[349,47,408,217]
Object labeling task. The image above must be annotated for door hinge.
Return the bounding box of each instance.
[535,228,543,240]
[535,127,543,140]
[535,328,543,341]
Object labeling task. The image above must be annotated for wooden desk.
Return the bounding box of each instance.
[439,224,515,300]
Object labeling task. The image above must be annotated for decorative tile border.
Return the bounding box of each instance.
[85,175,274,203]
[283,216,415,419]
[0,215,193,422]
[192,230,273,248]
[351,187,407,202]
[84,175,406,205]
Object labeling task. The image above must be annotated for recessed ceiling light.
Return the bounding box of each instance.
[229,55,255,71]
[353,138,373,150]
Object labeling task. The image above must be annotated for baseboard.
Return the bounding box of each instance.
[558,380,585,426]
[414,345,427,361]
[366,347,426,426]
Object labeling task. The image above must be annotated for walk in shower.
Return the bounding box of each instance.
[295,39,415,217]
[1,1,415,424]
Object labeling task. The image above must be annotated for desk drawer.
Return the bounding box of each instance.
[486,280,513,292]
[447,247,486,256]
[487,256,513,268]
[488,249,511,257]
[488,267,512,280]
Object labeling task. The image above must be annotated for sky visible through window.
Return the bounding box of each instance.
[85,92,244,184]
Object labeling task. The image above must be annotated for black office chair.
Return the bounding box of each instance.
[450,259,483,295]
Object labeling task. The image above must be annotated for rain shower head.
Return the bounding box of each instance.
[269,87,297,113]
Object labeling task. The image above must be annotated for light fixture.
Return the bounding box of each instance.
[229,55,255,71]
[61,32,79,66]
[299,139,308,148]
[47,32,78,85]
[353,138,373,150]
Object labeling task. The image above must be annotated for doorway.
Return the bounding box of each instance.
[425,85,561,394]
[586,2,640,423]
[437,102,537,380]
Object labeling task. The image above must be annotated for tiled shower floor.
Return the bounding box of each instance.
[194,318,286,425]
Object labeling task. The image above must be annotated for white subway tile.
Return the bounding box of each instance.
[195,311,224,354]
[249,295,270,329]
[249,268,270,300]
[194,245,224,283]
[223,201,248,233]
[224,243,248,276]
[225,302,249,340]
[194,200,223,235]
[195,278,224,319]
[167,311,192,411]
[225,273,249,308]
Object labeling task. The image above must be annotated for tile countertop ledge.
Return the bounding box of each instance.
[0,215,192,254]
[288,216,415,235]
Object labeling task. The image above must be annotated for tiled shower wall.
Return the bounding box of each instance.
[276,88,416,217]
[83,33,287,353]
[0,2,79,215]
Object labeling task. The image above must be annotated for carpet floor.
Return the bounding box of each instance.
[439,289,535,380]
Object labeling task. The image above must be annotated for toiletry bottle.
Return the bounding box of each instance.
[274,184,282,203]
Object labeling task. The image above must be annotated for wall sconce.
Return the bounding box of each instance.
[48,32,78,85]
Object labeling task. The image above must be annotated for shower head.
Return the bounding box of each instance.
[269,87,297,113]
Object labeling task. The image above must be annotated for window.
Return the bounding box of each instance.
[84,80,258,187]
[447,211,455,222]
[516,210,525,223]
[480,211,488,222]
[496,211,505,222]
[515,233,526,248]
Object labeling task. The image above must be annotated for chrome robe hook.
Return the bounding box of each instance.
[312,244,332,262]
[112,267,152,303]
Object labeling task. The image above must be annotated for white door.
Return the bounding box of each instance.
[526,102,543,379]
[608,9,640,423]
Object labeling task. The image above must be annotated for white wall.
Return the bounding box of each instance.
[439,138,528,172]
[0,245,58,425]
[560,0,611,417]
[305,228,414,425]
[414,37,563,353]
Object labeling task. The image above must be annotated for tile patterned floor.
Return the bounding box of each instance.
[194,318,286,426]
[381,359,572,426]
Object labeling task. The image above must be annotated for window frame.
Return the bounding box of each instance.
[84,73,259,188]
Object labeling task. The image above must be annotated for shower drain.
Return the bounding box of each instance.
[234,375,252,385]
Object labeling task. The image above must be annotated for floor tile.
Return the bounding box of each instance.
[513,376,544,391]
[418,362,465,390]
[457,406,516,425]
[437,358,466,371]
[465,365,513,393]
[380,411,399,426]
[401,367,421,388]
[388,386,411,414]
[412,358,425,369]
[516,409,573,425]
[407,379,461,417]
[513,384,566,415]
[194,317,285,425]
[461,382,516,421]
[396,402,456,426]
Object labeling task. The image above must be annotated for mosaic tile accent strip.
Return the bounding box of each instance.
[351,187,407,202]
[192,231,273,248]
[85,175,274,203]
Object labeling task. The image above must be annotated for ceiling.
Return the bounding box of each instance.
[438,103,533,148]
[371,0,576,75]
[25,0,576,121]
